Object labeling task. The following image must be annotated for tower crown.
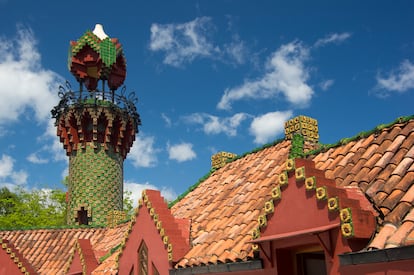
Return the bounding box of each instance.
[68,24,126,91]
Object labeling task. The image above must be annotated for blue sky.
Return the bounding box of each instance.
[0,0,413,205]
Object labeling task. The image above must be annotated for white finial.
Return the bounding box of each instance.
[93,24,109,40]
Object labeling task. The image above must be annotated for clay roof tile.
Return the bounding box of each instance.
[385,221,414,248]
[380,189,405,210]
[387,135,406,154]
[392,157,414,177]
[369,223,397,249]
[384,202,413,224]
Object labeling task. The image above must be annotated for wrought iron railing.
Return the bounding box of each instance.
[51,81,141,129]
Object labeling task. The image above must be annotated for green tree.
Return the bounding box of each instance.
[0,187,67,228]
[123,190,134,217]
[0,187,19,215]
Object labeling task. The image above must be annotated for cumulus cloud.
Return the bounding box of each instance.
[217,41,313,110]
[127,134,159,168]
[149,17,216,67]
[149,17,248,67]
[249,111,293,144]
[0,154,28,187]
[314,32,352,48]
[0,27,66,166]
[0,26,61,124]
[376,60,414,95]
[167,142,196,162]
[184,112,249,136]
[27,153,49,164]
[124,181,177,207]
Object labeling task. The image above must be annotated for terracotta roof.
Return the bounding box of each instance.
[170,116,414,267]
[0,223,129,274]
[312,118,414,249]
[171,140,291,267]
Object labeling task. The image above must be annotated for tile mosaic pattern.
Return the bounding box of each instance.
[68,29,127,90]
[57,104,136,226]
[68,144,123,226]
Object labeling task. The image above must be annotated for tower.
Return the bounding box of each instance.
[52,24,141,226]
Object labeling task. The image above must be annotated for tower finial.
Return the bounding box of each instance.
[92,24,108,40]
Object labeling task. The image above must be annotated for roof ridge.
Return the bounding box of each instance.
[306,115,414,156]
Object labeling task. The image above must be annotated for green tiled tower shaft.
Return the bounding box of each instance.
[56,103,137,226]
[68,144,123,225]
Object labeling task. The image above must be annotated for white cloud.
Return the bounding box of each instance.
[149,17,249,67]
[27,153,49,164]
[124,181,177,207]
[0,27,66,167]
[314,32,352,48]
[34,119,66,163]
[0,154,14,178]
[223,35,248,65]
[149,17,216,67]
[184,112,249,136]
[0,154,28,187]
[217,41,313,110]
[127,134,159,168]
[0,26,61,124]
[319,79,334,91]
[376,60,414,94]
[167,142,196,162]
[11,170,28,185]
[249,111,293,144]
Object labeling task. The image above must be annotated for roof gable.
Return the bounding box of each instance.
[116,189,190,274]
[253,158,376,247]
[0,238,37,275]
[66,239,99,275]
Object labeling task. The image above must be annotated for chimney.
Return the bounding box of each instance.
[211,152,237,169]
[284,115,319,143]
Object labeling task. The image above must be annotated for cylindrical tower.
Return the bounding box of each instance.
[52,24,141,226]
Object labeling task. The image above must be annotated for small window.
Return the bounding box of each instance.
[76,207,89,225]
[138,241,148,275]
